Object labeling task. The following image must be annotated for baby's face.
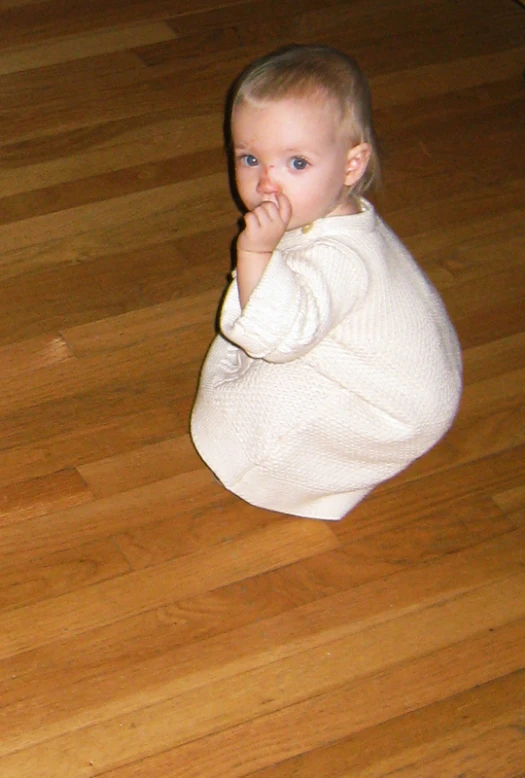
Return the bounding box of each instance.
[232,95,356,230]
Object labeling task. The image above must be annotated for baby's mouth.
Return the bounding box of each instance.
[260,195,279,207]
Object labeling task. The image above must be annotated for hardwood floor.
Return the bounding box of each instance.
[0,1,524,776]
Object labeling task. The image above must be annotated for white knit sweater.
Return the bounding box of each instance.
[191,199,462,520]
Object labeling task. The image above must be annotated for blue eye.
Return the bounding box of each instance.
[241,154,258,167]
[291,157,308,171]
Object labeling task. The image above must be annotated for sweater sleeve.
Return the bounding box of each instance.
[220,239,368,363]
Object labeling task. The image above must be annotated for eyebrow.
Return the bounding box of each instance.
[233,143,319,157]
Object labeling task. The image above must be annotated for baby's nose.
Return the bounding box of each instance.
[257,167,281,195]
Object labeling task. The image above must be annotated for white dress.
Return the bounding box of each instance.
[191,199,462,520]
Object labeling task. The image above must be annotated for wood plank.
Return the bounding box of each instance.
[0,406,186,489]
[0,112,224,199]
[0,332,73,373]
[0,22,177,76]
[61,288,222,355]
[18,619,521,778]
[0,518,339,659]
[245,673,525,778]
[0,575,523,770]
[0,468,92,528]
[462,332,525,385]
[0,538,131,612]
[374,725,525,778]
[455,295,525,350]
[334,445,525,544]
[0,173,232,255]
[77,434,201,498]
[110,489,514,572]
[401,391,525,479]
[2,526,522,714]
[0,147,225,226]
[494,485,525,526]
[0,1,523,776]
[0,0,248,46]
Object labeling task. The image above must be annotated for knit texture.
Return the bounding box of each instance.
[191,199,462,520]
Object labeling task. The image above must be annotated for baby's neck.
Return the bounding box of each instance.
[331,195,362,217]
[297,197,363,234]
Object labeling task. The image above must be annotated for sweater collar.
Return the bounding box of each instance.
[278,197,376,250]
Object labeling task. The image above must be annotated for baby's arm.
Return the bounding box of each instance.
[236,195,292,308]
[222,240,368,363]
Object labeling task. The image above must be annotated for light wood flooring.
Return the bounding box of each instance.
[0,1,524,776]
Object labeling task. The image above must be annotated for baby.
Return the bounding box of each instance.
[190,44,462,520]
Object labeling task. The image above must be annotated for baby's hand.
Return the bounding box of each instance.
[238,194,292,255]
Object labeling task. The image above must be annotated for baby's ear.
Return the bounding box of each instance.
[344,143,372,187]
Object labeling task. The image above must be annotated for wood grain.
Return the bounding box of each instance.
[0,0,524,776]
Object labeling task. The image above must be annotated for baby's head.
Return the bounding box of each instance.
[230,44,380,196]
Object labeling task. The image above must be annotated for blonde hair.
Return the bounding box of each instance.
[230,44,381,195]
